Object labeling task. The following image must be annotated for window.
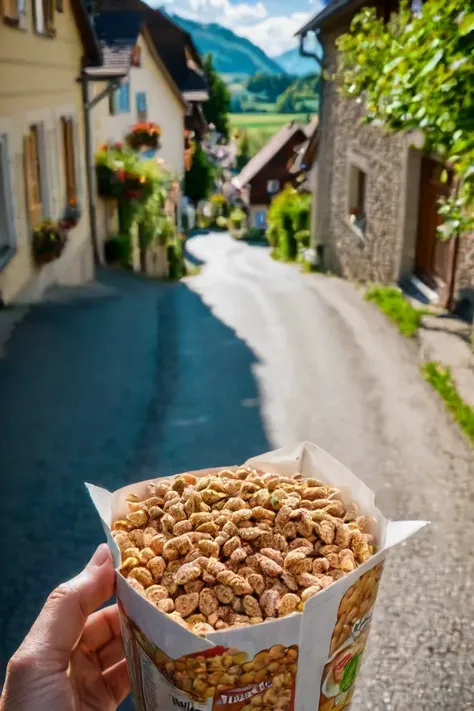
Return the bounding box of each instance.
[136,92,147,122]
[267,179,280,195]
[110,80,130,115]
[23,126,44,228]
[34,0,55,34]
[60,117,77,208]
[0,135,16,267]
[348,165,367,236]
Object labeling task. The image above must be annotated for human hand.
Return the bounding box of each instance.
[0,544,130,711]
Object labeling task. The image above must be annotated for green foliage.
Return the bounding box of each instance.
[365,286,423,337]
[167,237,186,280]
[104,233,133,268]
[203,54,231,139]
[337,0,474,237]
[422,362,474,443]
[210,193,229,217]
[185,144,215,204]
[246,73,296,102]
[229,207,247,229]
[236,130,251,171]
[266,186,311,262]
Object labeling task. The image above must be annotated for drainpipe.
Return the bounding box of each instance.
[298,30,325,267]
[81,73,121,265]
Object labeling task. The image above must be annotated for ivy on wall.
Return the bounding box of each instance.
[336,0,474,239]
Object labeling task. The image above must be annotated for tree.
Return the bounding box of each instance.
[236,130,251,171]
[338,0,474,238]
[203,53,231,139]
[184,143,215,204]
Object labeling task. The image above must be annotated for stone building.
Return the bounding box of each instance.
[298,0,474,311]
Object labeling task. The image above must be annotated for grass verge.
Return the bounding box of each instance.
[365,285,424,338]
[421,362,474,444]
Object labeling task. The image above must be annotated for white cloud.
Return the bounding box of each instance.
[183,0,267,22]
[234,11,314,56]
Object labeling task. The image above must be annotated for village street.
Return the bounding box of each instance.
[1,232,473,709]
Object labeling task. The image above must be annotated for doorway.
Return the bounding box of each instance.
[415,156,458,306]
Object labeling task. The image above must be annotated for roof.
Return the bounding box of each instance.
[140,25,187,111]
[289,117,319,174]
[85,9,145,79]
[296,0,360,35]
[144,8,209,100]
[71,0,102,65]
[233,122,307,189]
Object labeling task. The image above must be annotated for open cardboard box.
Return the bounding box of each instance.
[88,442,428,711]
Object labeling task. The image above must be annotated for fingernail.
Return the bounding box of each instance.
[89,543,110,568]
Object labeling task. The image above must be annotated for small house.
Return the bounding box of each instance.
[233,122,308,230]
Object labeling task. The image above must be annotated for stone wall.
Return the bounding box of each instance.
[318,33,411,283]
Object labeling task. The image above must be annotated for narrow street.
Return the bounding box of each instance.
[1,231,473,709]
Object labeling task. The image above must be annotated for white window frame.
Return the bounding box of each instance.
[34,0,45,34]
[0,134,17,269]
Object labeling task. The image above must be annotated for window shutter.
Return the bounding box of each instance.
[56,0,62,11]
[23,132,43,229]
[72,119,82,205]
[42,0,54,31]
[3,0,19,21]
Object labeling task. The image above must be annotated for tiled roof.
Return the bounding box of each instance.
[296,0,358,35]
[234,122,307,188]
[85,10,144,77]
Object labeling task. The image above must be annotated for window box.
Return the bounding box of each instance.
[32,219,67,266]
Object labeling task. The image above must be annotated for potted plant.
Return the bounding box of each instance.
[59,200,81,230]
[32,219,67,266]
[126,123,161,151]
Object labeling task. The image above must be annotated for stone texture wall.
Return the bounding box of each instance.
[317,32,410,283]
[454,233,474,305]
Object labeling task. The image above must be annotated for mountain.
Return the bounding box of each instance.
[170,14,284,76]
[275,47,318,76]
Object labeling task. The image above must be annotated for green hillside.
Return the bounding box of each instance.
[171,14,284,76]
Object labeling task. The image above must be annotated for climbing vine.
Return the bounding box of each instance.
[337,0,474,239]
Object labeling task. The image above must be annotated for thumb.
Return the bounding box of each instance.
[15,544,115,670]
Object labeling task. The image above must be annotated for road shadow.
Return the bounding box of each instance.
[0,271,270,684]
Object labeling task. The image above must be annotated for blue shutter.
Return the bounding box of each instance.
[118,82,130,113]
[136,92,147,114]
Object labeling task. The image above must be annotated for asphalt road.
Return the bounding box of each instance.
[1,232,473,710]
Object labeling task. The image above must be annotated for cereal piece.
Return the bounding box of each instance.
[193,622,215,637]
[199,588,219,615]
[146,585,169,603]
[173,520,193,536]
[175,593,199,618]
[296,511,314,538]
[175,563,202,585]
[161,571,178,595]
[128,529,145,548]
[112,531,132,551]
[197,539,220,557]
[248,573,265,595]
[296,572,321,588]
[215,584,235,604]
[232,596,244,613]
[149,535,166,556]
[154,597,173,613]
[259,589,280,617]
[215,620,230,630]
[319,545,340,555]
[147,556,166,580]
[128,567,154,588]
[222,536,241,557]
[122,547,140,560]
[113,520,132,532]
[281,570,299,592]
[197,522,219,536]
[202,570,216,585]
[278,593,300,617]
[350,531,371,562]
[243,595,263,617]
[231,509,253,525]
[184,580,205,594]
[119,557,140,576]
[249,616,264,625]
[288,537,313,553]
[126,510,148,528]
[281,522,298,539]
[260,548,284,567]
[314,520,336,545]
[127,577,145,595]
[138,547,155,565]
[206,558,227,576]
[258,555,283,578]
[239,527,263,542]
[230,547,248,565]
[304,487,330,501]
[312,557,330,575]
[339,549,356,572]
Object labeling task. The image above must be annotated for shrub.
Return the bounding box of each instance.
[32,219,67,265]
[216,215,228,229]
[229,207,247,230]
[422,362,474,443]
[104,233,133,268]
[266,185,311,262]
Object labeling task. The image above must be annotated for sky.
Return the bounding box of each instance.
[162,0,325,57]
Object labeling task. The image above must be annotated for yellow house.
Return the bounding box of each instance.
[94,27,187,179]
[0,0,101,303]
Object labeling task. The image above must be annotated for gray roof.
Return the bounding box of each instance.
[296,0,357,35]
[233,122,306,189]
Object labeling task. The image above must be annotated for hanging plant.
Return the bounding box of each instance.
[59,201,81,230]
[337,0,474,239]
[32,219,67,266]
[126,122,161,151]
